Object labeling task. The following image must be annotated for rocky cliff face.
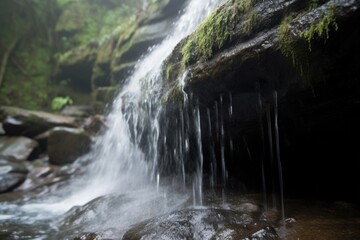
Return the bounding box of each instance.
[55,0,187,112]
[164,0,360,201]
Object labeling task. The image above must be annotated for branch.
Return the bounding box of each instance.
[0,37,18,88]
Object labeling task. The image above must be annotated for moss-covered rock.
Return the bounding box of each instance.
[93,87,117,103]
[55,46,98,94]
[163,0,358,103]
[92,87,117,113]
[110,0,186,87]
[91,37,117,88]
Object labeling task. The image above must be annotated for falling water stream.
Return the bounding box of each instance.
[1,0,224,239]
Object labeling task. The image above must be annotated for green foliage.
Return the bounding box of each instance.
[301,4,338,50]
[51,96,73,111]
[55,0,147,50]
[0,39,52,110]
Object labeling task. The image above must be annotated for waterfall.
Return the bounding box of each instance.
[22,0,223,217]
[82,0,222,205]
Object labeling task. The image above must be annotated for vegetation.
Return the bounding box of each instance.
[163,83,184,104]
[56,0,146,50]
[181,0,254,66]
[301,3,338,50]
[0,0,147,110]
[165,64,174,80]
[51,96,73,111]
[278,2,338,87]
[0,0,56,109]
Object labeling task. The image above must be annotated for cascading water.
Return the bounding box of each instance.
[1,0,223,238]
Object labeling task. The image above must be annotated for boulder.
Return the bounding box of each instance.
[0,156,28,193]
[47,127,91,165]
[0,106,77,137]
[60,105,93,118]
[0,136,38,161]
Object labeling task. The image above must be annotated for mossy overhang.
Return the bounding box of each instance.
[163,0,359,106]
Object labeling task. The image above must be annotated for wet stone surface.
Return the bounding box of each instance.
[122,207,279,240]
[0,156,28,193]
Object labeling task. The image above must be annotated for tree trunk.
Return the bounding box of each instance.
[0,37,17,88]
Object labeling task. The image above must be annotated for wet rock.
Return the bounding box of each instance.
[34,130,50,151]
[244,226,279,240]
[237,202,262,214]
[0,123,4,135]
[55,47,97,94]
[260,210,281,224]
[0,156,28,193]
[0,106,77,137]
[123,208,274,240]
[162,0,360,201]
[92,87,117,113]
[47,127,91,165]
[73,232,101,240]
[110,0,186,86]
[0,136,38,161]
[60,105,93,118]
[17,157,59,191]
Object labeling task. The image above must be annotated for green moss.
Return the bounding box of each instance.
[163,83,184,103]
[278,3,338,88]
[181,39,194,67]
[242,9,257,36]
[279,16,297,65]
[279,16,312,86]
[236,0,253,12]
[181,0,254,67]
[165,64,173,80]
[301,3,338,50]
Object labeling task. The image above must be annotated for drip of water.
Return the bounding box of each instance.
[266,104,277,208]
[220,94,227,185]
[257,91,268,211]
[273,91,285,225]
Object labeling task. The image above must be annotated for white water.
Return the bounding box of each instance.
[21,0,223,227]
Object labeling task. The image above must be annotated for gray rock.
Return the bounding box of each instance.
[0,136,39,161]
[0,156,28,193]
[47,127,91,165]
[0,123,4,135]
[60,105,93,118]
[123,208,274,240]
[0,106,77,137]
